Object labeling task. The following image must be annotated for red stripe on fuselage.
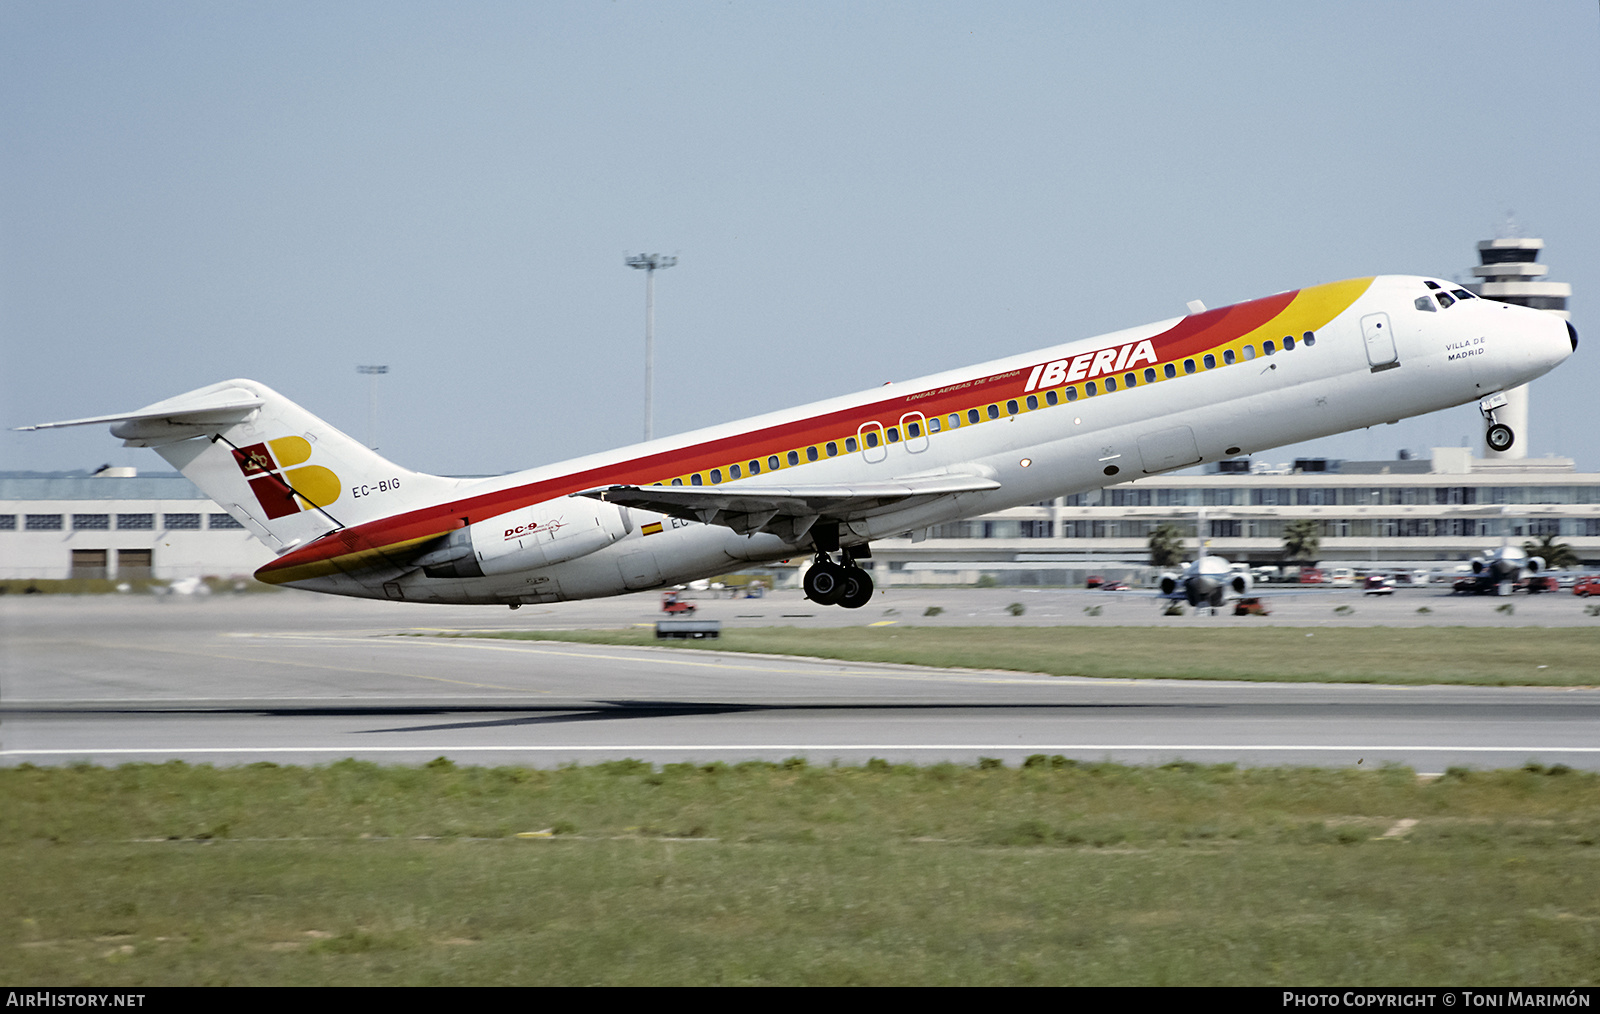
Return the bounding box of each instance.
[257,288,1301,580]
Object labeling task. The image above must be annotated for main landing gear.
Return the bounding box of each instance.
[1479,392,1515,453]
[803,552,874,609]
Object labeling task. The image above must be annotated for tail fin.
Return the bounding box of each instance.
[29,379,460,554]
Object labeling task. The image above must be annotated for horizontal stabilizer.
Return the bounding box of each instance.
[17,386,263,442]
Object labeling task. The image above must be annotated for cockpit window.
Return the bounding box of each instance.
[1451,289,1475,300]
[1415,296,1437,312]
[1436,292,1456,309]
[1424,281,1441,290]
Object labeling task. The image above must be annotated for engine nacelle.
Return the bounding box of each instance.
[417,497,632,579]
[1229,572,1253,596]
[1159,573,1179,595]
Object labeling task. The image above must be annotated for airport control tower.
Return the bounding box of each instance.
[1467,218,1571,459]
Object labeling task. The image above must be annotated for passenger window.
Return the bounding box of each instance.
[927,417,940,433]
[1046,389,1059,405]
[710,468,722,484]
[1414,296,1436,312]
[987,404,1000,420]
[749,460,761,475]
[1223,349,1235,365]
[907,421,921,438]
[692,474,703,485]
[1243,345,1256,360]
[1125,372,1137,387]
[1104,376,1117,392]
[1303,333,1316,347]
[787,451,799,466]
[730,464,742,479]
[1203,354,1216,370]
[886,428,900,443]
[1184,359,1196,375]
[948,414,961,429]
[1005,400,1018,415]
[1264,340,1276,355]
[1164,363,1177,379]
[671,477,684,486]
[845,436,858,452]
[967,409,980,425]
[806,446,818,462]
[865,432,878,448]
[1085,381,1098,397]
[768,456,781,470]
[1143,368,1156,384]
[1283,336,1295,350]
[1025,395,1038,411]
[1066,386,1078,401]
[826,442,837,457]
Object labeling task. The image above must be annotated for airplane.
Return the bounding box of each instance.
[21,274,1577,610]
[1157,554,1260,611]
[1453,545,1550,596]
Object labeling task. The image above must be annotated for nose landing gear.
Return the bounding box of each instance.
[1479,392,1515,453]
[1486,423,1515,453]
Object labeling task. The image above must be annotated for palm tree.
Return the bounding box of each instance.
[1283,519,1321,565]
[1522,533,1580,571]
[1148,522,1187,568]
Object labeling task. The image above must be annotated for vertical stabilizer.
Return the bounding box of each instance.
[57,379,459,554]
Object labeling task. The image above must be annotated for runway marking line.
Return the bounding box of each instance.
[6,744,1600,758]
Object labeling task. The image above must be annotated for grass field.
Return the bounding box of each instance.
[442,625,1600,686]
[3,759,1597,985]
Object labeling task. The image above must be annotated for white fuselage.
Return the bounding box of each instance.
[257,274,1568,605]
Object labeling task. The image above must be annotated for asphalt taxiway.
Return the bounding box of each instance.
[2,587,1596,770]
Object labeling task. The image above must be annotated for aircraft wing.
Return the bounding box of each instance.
[578,474,1001,543]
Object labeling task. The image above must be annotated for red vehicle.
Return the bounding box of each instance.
[1233,598,1270,616]
[1298,568,1326,585]
[660,590,697,614]
[1573,577,1600,597]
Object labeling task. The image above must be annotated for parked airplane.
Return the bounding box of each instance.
[1455,545,1549,596]
[22,275,1576,609]
[1157,554,1254,610]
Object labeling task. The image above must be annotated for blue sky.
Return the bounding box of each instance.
[4,1,1597,475]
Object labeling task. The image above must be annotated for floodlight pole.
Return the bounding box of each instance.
[357,365,388,449]
[626,253,677,442]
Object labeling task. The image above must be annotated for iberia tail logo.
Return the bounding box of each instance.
[232,436,341,520]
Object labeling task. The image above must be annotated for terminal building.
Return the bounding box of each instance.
[3,231,1588,590]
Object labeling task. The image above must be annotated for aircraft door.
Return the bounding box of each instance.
[899,412,930,453]
[1137,425,1201,474]
[1361,312,1399,371]
[857,421,888,464]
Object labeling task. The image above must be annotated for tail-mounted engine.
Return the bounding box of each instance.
[414,498,632,579]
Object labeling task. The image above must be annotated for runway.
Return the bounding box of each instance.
[3,588,1597,770]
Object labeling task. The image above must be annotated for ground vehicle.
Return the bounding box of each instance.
[661,590,696,614]
[1330,568,1355,588]
[1574,577,1600,597]
[1233,598,1270,616]
[1363,574,1394,595]
[1298,568,1326,585]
